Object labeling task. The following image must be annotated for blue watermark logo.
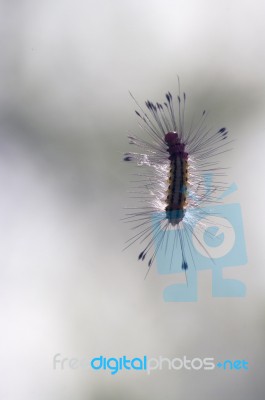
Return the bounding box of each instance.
[152,179,247,301]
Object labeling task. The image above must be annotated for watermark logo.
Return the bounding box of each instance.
[152,179,247,301]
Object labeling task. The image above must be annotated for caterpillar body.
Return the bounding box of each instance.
[123,85,229,274]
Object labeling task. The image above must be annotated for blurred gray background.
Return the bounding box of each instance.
[0,0,265,399]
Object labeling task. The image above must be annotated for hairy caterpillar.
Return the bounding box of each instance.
[123,82,229,274]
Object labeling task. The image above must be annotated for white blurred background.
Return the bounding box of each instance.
[0,0,265,399]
